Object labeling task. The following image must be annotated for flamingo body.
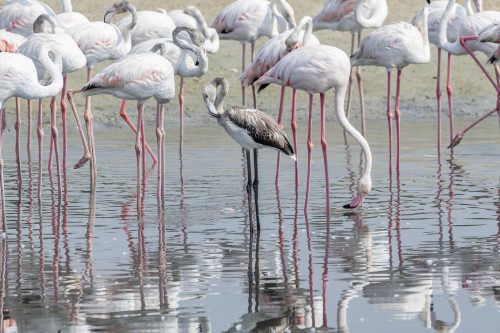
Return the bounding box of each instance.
[427,0,467,46]
[116,10,175,46]
[0,29,25,51]
[54,11,88,29]
[0,0,55,36]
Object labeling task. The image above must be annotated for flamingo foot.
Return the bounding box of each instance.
[343,192,365,209]
[448,132,464,148]
[74,154,91,169]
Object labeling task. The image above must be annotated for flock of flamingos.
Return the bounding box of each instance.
[0,0,499,232]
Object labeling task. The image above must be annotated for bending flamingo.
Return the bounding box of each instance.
[254,44,373,211]
[67,43,175,210]
[212,0,296,106]
[202,77,295,231]
[240,16,319,185]
[0,47,63,229]
[313,0,388,133]
[351,4,430,176]
[0,0,55,36]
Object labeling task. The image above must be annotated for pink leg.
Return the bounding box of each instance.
[290,89,299,189]
[50,96,62,199]
[345,32,356,119]
[37,99,44,201]
[15,97,22,191]
[460,36,499,90]
[156,104,162,205]
[0,108,6,231]
[436,48,442,149]
[320,93,330,207]
[241,43,246,106]
[159,103,166,204]
[119,100,157,164]
[85,67,97,190]
[27,100,32,163]
[60,75,68,172]
[449,108,498,148]
[141,110,146,185]
[179,76,185,157]
[136,102,144,216]
[446,52,454,143]
[386,71,393,177]
[304,94,314,212]
[275,86,286,186]
[356,31,366,135]
[251,41,257,109]
[395,70,402,175]
[66,89,91,169]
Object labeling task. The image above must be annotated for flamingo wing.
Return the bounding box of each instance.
[116,11,175,45]
[313,0,355,24]
[212,0,268,39]
[0,0,55,36]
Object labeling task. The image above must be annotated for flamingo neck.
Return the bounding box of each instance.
[214,79,228,114]
[355,0,388,29]
[61,0,72,13]
[173,30,208,76]
[188,7,209,37]
[439,0,465,55]
[29,48,63,99]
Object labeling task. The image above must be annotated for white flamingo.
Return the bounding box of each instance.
[121,27,208,158]
[480,24,500,63]
[67,43,175,210]
[18,14,86,198]
[212,0,296,106]
[0,0,55,36]
[313,0,388,132]
[54,0,89,29]
[0,47,63,229]
[0,28,25,51]
[254,44,373,211]
[168,6,219,54]
[240,16,319,185]
[351,4,430,176]
[65,0,138,183]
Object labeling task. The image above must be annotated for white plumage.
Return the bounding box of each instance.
[0,0,55,36]
[115,10,175,46]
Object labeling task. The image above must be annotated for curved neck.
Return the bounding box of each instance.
[412,7,430,53]
[465,0,474,15]
[439,0,464,54]
[32,49,63,98]
[355,0,388,28]
[335,84,372,179]
[60,0,72,13]
[33,14,56,33]
[214,79,228,114]
[126,5,137,31]
[300,17,313,45]
[187,7,209,37]
[173,30,208,76]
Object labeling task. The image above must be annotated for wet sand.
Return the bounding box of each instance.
[3,0,498,129]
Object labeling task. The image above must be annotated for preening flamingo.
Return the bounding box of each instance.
[240,16,319,185]
[67,43,175,211]
[122,27,208,158]
[254,44,373,211]
[351,4,430,176]
[0,48,63,230]
[203,77,295,231]
[66,0,138,185]
[168,6,219,54]
[0,0,55,36]
[313,0,388,133]
[212,0,296,106]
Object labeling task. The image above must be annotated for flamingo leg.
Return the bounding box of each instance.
[241,43,246,106]
[37,100,44,201]
[119,100,158,164]
[141,109,146,186]
[60,75,68,173]
[136,102,144,217]
[449,108,498,148]
[275,86,285,186]
[460,36,498,89]
[356,31,366,135]
[345,32,355,119]
[156,104,161,206]
[66,89,91,169]
[246,149,253,232]
[0,108,6,231]
[85,67,96,190]
[446,52,454,143]
[27,99,32,163]
[179,77,185,158]
[15,97,22,193]
[251,41,257,109]
[50,96,62,199]
[159,103,165,204]
[304,94,314,212]
[290,89,299,189]
[395,70,402,175]
[436,48,442,150]
[320,93,330,207]
[386,71,393,177]
[253,149,260,231]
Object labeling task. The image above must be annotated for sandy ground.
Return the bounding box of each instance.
[2,0,499,129]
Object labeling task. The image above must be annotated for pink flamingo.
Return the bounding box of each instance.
[0,0,55,36]
[351,4,430,176]
[254,44,373,211]
[67,43,175,210]
[65,0,139,185]
[313,0,388,133]
[438,0,500,147]
[212,0,296,106]
[480,24,500,63]
[240,16,319,186]
[18,14,86,199]
[0,48,63,229]
[0,29,25,51]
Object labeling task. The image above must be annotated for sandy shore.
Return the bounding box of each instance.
[3,0,498,129]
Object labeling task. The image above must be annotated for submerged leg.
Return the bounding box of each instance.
[253,149,260,231]
[15,97,22,192]
[304,94,314,212]
[386,71,393,177]
[246,149,253,232]
[37,100,44,201]
[436,48,442,150]
[320,93,330,207]
[290,89,299,189]
[66,89,91,169]
[395,70,402,175]
[85,67,97,190]
[275,86,285,186]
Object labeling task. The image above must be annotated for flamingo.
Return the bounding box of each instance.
[313,0,388,133]
[480,24,500,63]
[67,43,175,210]
[212,0,296,106]
[0,0,55,36]
[254,44,373,211]
[438,0,500,147]
[65,0,138,185]
[17,13,86,199]
[0,29,25,51]
[427,0,481,148]
[121,27,208,159]
[240,16,319,185]
[351,4,430,176]
[0,47,63,230]
[202,77,295,231]
[168,6,219,54]
[54,0,89,29]
[113,5,175,46]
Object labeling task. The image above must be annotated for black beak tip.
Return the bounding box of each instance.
[426,0,430,3]
[343,203,354,209]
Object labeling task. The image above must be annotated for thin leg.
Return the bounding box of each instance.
[159,103,165,204]
[179,76,185,157]
[320,93,330,207]
[27,99,32,163]
[436,48,442,150]
[50,96,62,199]
[66,89,91,169]
[85,67,96,190]
[156,104,162,205]
[460,36,499,89]
[253,149,260,231]
[449,108,498,148]
[141,109,146,185]
[60,75,68,174]
[395,70,402,175]
[37,100,44,201]
[356,31,366,135]
[119,100,157,164]
[386,71,393,177]
[136,102,144,216]
[15,97,22,193]
[275,86,285,186]
[345,32,355,118]
[246,149,253,232]
[304,94,314,212]
[446,52,454,144]
[251,41,257,109]
[241,43,246,106]
[290,89,299,189]
[0,108,6,231]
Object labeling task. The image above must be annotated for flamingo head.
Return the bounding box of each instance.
[33,14,56,34]
[173,27,205,48]
[104,0,135,23]
[344,174,372,209]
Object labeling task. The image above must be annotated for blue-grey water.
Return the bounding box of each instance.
[0,116,499,332]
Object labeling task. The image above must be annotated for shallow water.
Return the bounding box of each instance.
[0,116,499,333]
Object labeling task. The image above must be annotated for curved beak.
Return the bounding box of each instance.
[104,9,115,23]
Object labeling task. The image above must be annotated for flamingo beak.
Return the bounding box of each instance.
[343,193,365,209]
[104,9,115,23]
